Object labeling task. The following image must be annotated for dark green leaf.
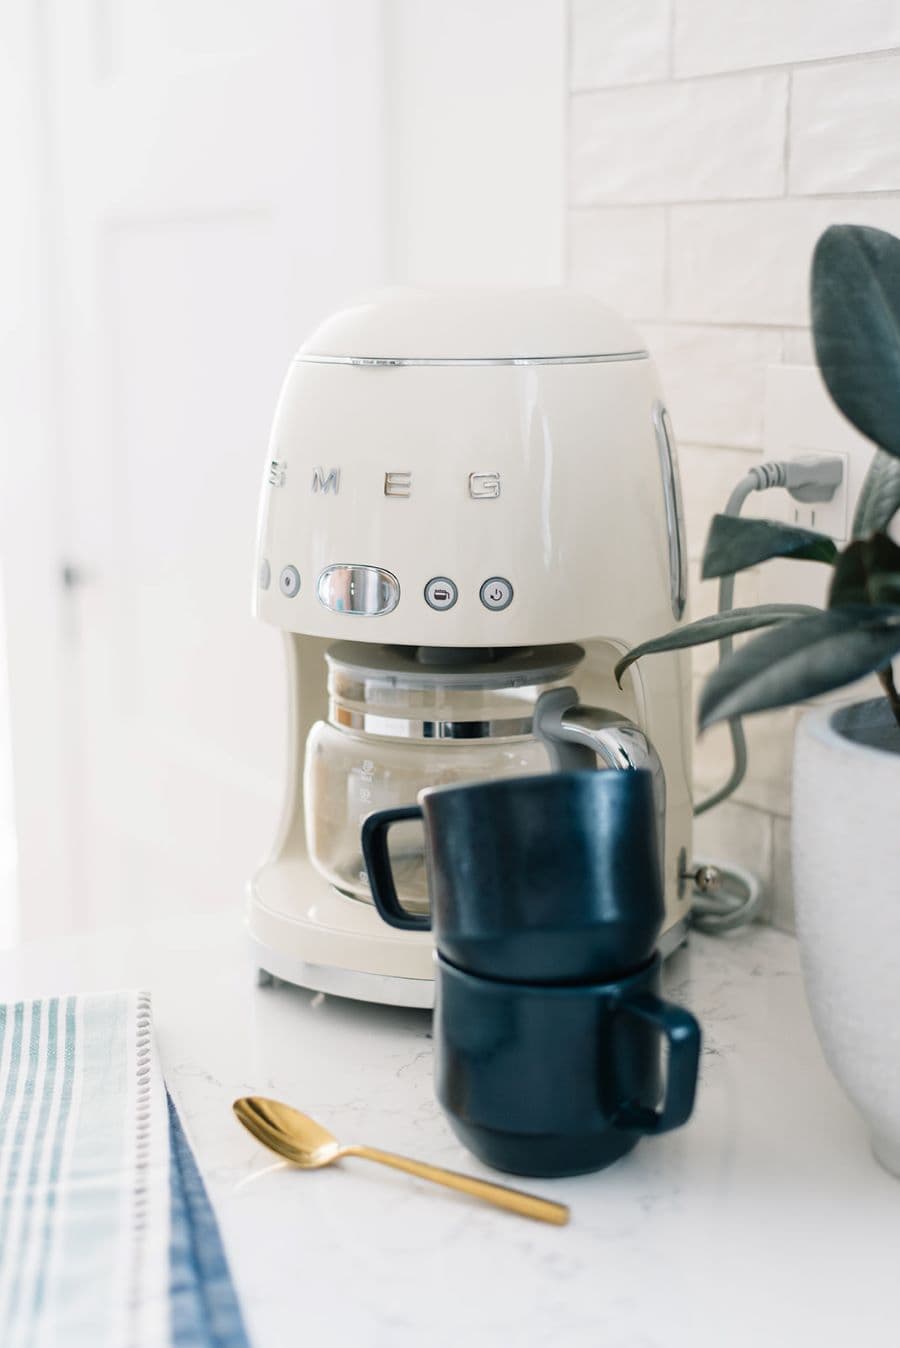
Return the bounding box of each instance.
[812,224,900,459]
[698,605,900,729]
[829,534,900,607]
[852,450,900,536]
[701,514,837,580]
[613,604,821,686]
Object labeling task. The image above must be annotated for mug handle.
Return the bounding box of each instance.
[360,806,431,932]
[609,992,701,1135]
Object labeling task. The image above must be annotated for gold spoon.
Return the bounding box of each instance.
[233,1096,569,1226]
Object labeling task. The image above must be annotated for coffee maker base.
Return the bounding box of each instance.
[251,944,435,1009]
[248,859,435,1008]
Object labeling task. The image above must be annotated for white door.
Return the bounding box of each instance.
[4,0,386,934]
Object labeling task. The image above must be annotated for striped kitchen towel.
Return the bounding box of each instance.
[0,993,250,1348]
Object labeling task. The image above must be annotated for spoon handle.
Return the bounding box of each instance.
[340,1144,569,1225]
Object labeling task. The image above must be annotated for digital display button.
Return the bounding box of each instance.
[424,577,458,611]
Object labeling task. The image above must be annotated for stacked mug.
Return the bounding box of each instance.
[361,770,701,1178]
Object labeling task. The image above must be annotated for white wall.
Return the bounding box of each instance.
[0,0,390,937]
[568,0,900,930]
[384,0,566,285]
[0,0,75,937]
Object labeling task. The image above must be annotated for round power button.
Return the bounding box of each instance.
[479,576,513,611]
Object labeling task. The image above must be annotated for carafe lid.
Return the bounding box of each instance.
[324,642,584,691]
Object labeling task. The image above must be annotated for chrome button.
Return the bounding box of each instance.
[479,577,513,611]
[317,564,400,616]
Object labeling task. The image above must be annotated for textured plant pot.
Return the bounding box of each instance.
[793,697,900,1176]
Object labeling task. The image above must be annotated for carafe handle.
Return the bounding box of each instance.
[533,686,666,863]
[534,686,658,774]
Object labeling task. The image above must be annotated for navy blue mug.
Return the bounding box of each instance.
[360,770,663,984]
[434,952,700,1177]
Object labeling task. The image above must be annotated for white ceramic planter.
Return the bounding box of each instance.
[792,697,900,1175]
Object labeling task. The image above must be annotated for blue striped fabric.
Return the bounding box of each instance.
[0,995,250,1348]
[167,1093,250,1348]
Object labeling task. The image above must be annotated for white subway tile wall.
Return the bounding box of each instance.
[669,197,900,327]
[571,72,788,204]
[678,445,764,555]
[648,324,784,447]
[567,2,900,931]
[570,0,671,90]
[672,2,900,78]
[568,207,666,316]
[790,53,900,194]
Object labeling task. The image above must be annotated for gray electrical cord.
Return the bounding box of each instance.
[692,473,758,817]
[689,455,843,931]
[689,858,765,934]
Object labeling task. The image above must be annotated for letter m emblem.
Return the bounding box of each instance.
[311,466,341,495]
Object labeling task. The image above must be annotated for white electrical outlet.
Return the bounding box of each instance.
[760,364,877,610]
[764,364,875,543]
[786,451,848,537]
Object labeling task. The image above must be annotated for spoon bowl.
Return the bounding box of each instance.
[234,1097,342,1168]
[233,1095,569,1225]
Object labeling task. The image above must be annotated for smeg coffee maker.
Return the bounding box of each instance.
[248,287,693,1007]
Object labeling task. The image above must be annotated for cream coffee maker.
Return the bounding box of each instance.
[248,288,693,1007]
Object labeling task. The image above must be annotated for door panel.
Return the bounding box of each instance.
[43,0,385,925]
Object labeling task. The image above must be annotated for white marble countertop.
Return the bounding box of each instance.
[1,912,897,1348]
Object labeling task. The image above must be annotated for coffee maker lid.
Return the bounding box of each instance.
[325,642,585,690]
[295,287,646,364]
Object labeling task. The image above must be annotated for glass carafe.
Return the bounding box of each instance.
[303,641,664,914]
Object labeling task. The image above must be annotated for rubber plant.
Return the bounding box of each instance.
[615,223,900,732]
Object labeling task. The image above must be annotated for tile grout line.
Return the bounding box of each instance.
[692,789,785,823]
[783,67,794,197]
[663,205,672,320]
[570,189,900,211]
[562,0,573,276]
[570,41,900,97]
[643,317,813,331]
[686,448,770,460]
[673,437,768,453]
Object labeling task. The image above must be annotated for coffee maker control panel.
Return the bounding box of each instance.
[263,560,520,618]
